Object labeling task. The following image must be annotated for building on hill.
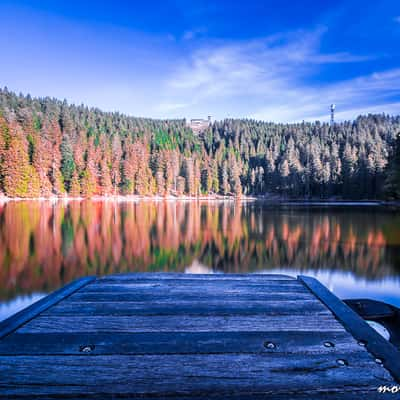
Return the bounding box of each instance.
[187,116,212,132]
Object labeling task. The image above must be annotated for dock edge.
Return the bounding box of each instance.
[298,275,400,384]
[0,276,96,340]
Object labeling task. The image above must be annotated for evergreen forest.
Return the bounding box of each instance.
[0,88,399,199]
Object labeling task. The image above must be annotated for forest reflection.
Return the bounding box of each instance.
[0,200,399,301]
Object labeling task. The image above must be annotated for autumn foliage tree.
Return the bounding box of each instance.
[2,122,34,197]
[32,130,53,196]
[0,115,10,192]
[80,137,98,197]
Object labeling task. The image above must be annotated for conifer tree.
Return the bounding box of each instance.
[3,123,31,197]
[176,176,185,195]
[69,170,81,197]
[60,135,75,191]
[111,135,122,194]
[385,132,400,199]
[32,132,53,196]
[81,137,97,197]
[220,161,230,195]
[0,115,10,192]
[184,157,195,196]
[99,137,112,195]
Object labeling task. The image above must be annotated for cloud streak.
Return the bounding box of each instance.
[156,28,398,122]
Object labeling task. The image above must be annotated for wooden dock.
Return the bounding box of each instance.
[0,273,399,398]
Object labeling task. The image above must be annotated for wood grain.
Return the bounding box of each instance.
[97,273,296,282]
[0,353,394,396]
[17,314,345,333]
[43,299,328,316]
[68,291,315,302]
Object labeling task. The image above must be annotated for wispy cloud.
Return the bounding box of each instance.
[182,27,207,40]
[253,68,400,122]
[155,102,189,112]
[156,28,389,121]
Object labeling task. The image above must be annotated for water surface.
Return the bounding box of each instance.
[1,200,399,321]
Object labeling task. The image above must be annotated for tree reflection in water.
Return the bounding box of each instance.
[0,200,399,302]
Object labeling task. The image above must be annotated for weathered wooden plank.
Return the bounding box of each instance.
[0,353,394,396]
[67,291,315,302]
[18,314,345,333]
[2,391,391,400]
[42,299,329,316]
[81,282,306,294]
[0,276,95,340]
[80,285,308,296]
[88,279,299,287]
[299,275,400,384]
[0,331,363,355]
[98,273,296,282]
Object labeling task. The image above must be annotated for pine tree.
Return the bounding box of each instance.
[385,132,400,199]
[256,167,264,194]
[330,143,342,192]
[44,119,65,195]
[99,157,112,195]
[81,137,98,197]
[32,132,53,196]
[0,115,10,192]
[194,158,201,196]
[135,141,152,195]
[2,123,31,197]
[170,150,180,193]
[122,137,136,195]
[60,135,75,191]
[69,169,81,197]
[201,166,212,194]
[184,157,195,196]
[229,158,242,197]
[99,137,112,196]
[250,168,256,194]
[27,164,41,197]
[155,169,165,195]
[176,176,185,195]
[220,161,229,195]
[342,142,357,198]
[211,159,219,194]
[164,150,179,194]
[111,135,122,194]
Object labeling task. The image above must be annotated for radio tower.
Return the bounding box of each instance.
[330,104,335,126]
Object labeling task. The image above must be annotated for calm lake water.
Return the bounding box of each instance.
[0,200,399,321]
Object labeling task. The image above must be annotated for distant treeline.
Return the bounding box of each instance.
[0,87,399,199]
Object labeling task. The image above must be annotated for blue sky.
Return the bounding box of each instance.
[1,0,400,122]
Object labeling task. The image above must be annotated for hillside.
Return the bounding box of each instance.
[0,88,399,199]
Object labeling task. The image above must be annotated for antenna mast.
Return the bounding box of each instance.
[330,104,335,126]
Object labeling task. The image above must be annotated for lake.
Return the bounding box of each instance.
[0,200,399,321]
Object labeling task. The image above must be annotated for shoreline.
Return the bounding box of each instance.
[0,194,399,207]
